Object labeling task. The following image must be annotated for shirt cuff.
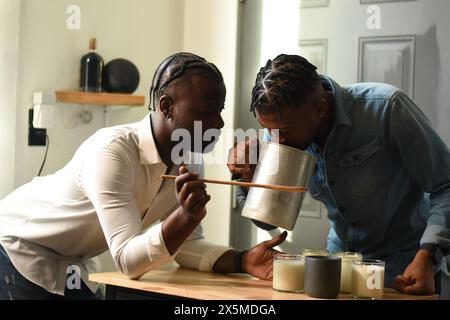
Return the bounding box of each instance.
[235,185,249,208]
[146,222,177,264]
[198,245,232,272]
[420,224,448,247]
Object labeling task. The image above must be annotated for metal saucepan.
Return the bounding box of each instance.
[241,142,317,230]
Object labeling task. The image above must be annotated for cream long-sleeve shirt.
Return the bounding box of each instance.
[0,114,231,295]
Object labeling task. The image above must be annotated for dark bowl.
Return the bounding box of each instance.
[102,58,140,94]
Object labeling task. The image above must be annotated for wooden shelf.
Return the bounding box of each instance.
[55,91,145,106]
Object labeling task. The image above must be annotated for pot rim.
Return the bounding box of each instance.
[265,141,317,162]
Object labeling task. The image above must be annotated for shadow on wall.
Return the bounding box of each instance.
[415,25,440,126]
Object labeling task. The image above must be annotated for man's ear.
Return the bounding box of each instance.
[314,98,328,119]
[158,94,173,119]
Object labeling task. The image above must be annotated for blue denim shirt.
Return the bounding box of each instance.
[264,76,450,286]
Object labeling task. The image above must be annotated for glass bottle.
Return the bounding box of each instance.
[79,38,103,92]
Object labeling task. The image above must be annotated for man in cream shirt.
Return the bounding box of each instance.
[0,52,287,299]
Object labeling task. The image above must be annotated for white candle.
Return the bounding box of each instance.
[273,254,305,293]
[351,260,385,299]
[335,252,362,293]
[302,248,329,257]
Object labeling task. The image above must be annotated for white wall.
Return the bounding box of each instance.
[0,0,20,198]
[12,0,184,190]
[182,0,239,246]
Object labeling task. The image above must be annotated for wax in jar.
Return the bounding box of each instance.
[273,255,305,293]
[351,260,385,299]
[302,248,329,257]
[335,252,362,293]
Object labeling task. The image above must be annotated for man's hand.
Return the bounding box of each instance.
[175,165,210,222]
[163,166,210,255]
[227,138,259,182]
[242,231,288,280]
[393,249,435,295]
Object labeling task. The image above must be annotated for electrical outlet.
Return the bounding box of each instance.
[28,109,47,146]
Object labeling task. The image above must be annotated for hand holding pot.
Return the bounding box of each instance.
[227,138,259,182]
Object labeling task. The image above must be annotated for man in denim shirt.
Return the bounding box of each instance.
[228,54,450,295]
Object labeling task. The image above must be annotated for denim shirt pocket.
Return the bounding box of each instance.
[338,136,385,197]
[339,137,381,167]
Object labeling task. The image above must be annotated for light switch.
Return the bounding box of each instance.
[33,104,55,129]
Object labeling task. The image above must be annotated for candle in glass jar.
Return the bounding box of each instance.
[273,254,305,293]
[335,252,362,293]
[302,248,329,257]
[351,259,385,299]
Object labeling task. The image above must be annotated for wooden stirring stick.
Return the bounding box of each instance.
[161,175,307,193]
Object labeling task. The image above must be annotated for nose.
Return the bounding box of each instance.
[215,114,225,130]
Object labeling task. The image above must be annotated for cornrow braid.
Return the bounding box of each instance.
[250,54,320,116]
[149,52,224,110]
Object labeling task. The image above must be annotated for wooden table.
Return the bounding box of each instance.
[89,263,438,300]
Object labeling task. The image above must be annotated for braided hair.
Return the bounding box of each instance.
[149,52,224,111]
[250,54,320,117]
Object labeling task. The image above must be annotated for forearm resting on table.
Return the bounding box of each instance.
[162,207,203,255]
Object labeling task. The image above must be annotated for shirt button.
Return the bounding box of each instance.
[338,206,346,212]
